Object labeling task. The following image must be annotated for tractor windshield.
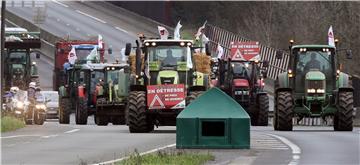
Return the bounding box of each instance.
[8,52,27,64]
[75,49,93,62]
[232,62,252,79]
[295,49,334,92]
[106,70,120,85]
[148,46,188,68]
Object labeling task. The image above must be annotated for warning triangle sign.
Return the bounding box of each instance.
[233,49,245,60]
[150,94,165,108]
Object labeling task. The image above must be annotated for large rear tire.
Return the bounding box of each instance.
[75,98,88,125]
[275,92,293,131]
[59,98,71,124]
[256,94,269,126]
[334,92,353,131]
[128,91,153,133]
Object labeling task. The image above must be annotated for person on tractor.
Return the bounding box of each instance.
[232,62,250,80]
[162,49,177,66]
[304,53,321,73]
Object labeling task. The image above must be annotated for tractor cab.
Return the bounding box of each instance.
[143,40,194,85]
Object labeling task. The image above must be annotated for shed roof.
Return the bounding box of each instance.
[177,88,249,119]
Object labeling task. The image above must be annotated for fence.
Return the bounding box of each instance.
[205,24,290,80]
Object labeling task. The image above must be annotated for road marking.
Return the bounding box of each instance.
[64,129,80,134]
[41,134,59,138]
[52,0,69,8]
[114,26,129,34]
[267,134,301,165]
[0,135,42,139]
[94,143,176,165]
[75,10,107,24]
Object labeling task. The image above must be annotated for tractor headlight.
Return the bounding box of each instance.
[15,110,22,114]
[16,102,24,109]
[145,42,150,46]
[316,89,325,93]
[307,89,316,93]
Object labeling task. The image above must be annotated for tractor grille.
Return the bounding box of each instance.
[308,80,324,89]
[160,77,175,84]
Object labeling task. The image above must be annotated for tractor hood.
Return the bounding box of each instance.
[305,70,325,81]
[157,70,179,84]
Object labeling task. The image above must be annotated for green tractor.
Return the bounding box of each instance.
[125,38,211,133]
[274,40,354,131]
[4,28,41,90]
[58,63,130,125]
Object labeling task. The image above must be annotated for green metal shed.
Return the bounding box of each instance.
[176,87,250,149]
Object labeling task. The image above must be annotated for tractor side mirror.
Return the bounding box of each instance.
[36,53,40,59]
[262,70,268,78]
[346,50,352,59]
[108,47,113,55]
[125,43,132,56]
[276,50,283,59]
[205,43,211,56]
[262,60,269,68]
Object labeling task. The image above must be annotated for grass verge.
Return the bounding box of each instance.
[1,116,25,132]
[117,150,214,165]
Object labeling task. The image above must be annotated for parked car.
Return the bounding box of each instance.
[41,91,59,119]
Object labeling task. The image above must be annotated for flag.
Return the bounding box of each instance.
[201,34,209,53]
[195,20,207,40]
[120,48,127,63]
[186,47,193,69]
[216,43,224,59]
[328,26,335,47]
[86,47,99,63]
[158,26,169,40]
[98,34,104,49]
[68,46,77,64]
[174,21,182,40]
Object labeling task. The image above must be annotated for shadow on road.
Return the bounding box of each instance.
[151,130,176,134]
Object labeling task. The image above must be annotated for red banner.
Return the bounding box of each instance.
[147,84,186,110]
[230,41,260,61]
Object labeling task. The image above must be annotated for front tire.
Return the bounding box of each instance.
[255,94,269,126]
[75,98,88,125]
[275,92,293,131]
[59,98,71,124]
[128,91,153,133]
[334,92,353,131]
[34,110,45,125]
[95,115,109,126]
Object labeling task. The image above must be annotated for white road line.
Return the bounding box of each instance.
[41,39,55,47]
[114,26,129,34]
[75,10,107,24]
[267,134,301,165]
[0,135,42,139]
[41,134,59,138]
[52,0,69,8]
[94,143,176,165]
[64,129,80,134]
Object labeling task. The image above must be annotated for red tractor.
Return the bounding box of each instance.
[216,41,270,126]
[53,40,106,91]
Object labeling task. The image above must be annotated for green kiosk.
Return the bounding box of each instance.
[176,88,250,149]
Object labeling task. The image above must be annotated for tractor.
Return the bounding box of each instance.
[217,57,270,126]
[93,63,130,126]
[274,40,354,131]
[4,28,41,90]
[124,37,211,133]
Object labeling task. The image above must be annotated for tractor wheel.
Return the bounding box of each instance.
[186,91,203,105]
[334,92,353,131]
[95,115,109,126]
[275,92,293,131]
[75,98,88,125]
[256,94,269,126]
[59,98,71,124]
[128,91,153,133]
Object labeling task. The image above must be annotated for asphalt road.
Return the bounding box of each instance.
[3,1,359,165]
